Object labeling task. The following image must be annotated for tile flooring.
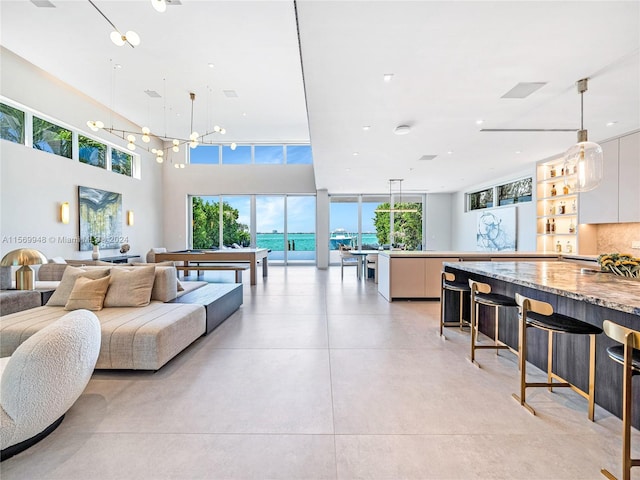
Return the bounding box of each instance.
[2,266,638,479]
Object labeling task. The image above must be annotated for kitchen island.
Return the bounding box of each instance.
[377,251,559,300]
[443,260,639,427]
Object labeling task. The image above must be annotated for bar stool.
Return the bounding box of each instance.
[468,279,518,367]
[439,272,470,337]
[512,293,603,421]
[601,320,640,480]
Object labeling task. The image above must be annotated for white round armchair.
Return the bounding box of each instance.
[0,309,101,460]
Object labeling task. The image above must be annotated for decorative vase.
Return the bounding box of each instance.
[92,245,100,260]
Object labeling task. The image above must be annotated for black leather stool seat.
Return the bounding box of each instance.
[527,311,603,335]
[475,292,517,308]
[443,280,471,293]
[607,345,640,373]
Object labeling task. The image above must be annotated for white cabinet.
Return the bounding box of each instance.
[579,132,640,224]
[619,132,640,222]
[579,139,619,224]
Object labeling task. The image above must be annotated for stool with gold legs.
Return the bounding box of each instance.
[439,272,470,338]
[468,279,518,367]
[512,293,603,421]
[601,320,640,480]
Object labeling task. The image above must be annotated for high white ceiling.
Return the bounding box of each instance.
[1,1,639,195]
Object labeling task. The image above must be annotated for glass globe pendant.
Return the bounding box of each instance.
[563,78,603,193]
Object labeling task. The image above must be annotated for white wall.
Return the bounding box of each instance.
[161,161,317,250]
[450,168,537,252]
[424,193,453,250]
[0,48,164,260]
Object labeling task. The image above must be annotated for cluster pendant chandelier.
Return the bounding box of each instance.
[87,92,229,167]
[562,78,604,193]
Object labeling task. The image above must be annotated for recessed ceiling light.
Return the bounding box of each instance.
[353,152,359,156]
[394,125,411,135]
[242,112,247,117]
[515,150,521,154]
[208,63,215,68]
[383,73,394,82]
[447,151,453,155]
[476,119,484,125]
[362,125,371,131]
[606,121,618,126]
[115,64,122,69]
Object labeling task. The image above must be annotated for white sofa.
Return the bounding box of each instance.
[0,265,208,370]
[1,309,101,459]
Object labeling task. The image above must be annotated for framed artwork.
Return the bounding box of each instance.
[78,186,122,251]
[476,207,516,251]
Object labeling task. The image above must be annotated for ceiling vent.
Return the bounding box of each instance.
[30,0,55,7]
[144,90,161,98]
[418,155,437,161]
[223,90,239,98]
[501,82,547,99]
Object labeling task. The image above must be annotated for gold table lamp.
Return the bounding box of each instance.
[0,249,48,290]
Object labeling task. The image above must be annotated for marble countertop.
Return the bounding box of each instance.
[379,251,559,259]
[444,260,640,316]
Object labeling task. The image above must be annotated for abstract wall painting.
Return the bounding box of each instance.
[78,186,122,251]
[476,207,516,251]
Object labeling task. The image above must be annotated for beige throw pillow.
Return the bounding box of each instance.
[103,265,156,307]
[64,275,111,311]
[47,266,111,306]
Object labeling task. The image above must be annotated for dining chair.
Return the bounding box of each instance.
[339,245,358,279]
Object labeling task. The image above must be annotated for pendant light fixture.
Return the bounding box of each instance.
[563,78,603,192]
[377,179,418,213]
[151,0,167,13]
[88,0,140,48]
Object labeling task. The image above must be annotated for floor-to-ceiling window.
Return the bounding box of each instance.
[256,195,285,261]
[191,194,316,265]
[286,196,316,263]
[329,194,425,264]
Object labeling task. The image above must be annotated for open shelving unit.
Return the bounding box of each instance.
[535,156,597,254]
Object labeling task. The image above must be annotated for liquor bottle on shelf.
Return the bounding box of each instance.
[545,218,551,233]
[569,221,575,234]
[550,184,557,196]
[548,202,554,215]
[555,241,562,252]
[550,167,556,178]
[565,241,572,253]
[571,199,577,213]
[551,218,556,233]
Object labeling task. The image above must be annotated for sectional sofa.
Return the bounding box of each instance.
[0,264,211,370]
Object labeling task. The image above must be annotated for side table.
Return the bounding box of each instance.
[170,284,243,334]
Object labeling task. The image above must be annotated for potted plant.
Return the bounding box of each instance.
[90,235,101,260]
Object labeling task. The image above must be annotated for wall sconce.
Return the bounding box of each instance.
[60,202,70,224]
[127,210,134,226]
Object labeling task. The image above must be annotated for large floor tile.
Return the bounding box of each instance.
[209,312,329,349]
[2,432,337,480]
[64,349,334,435]
[335,433,620,480]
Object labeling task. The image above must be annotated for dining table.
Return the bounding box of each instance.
[347,249,380,280]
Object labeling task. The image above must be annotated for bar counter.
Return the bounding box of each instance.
[443,260,640,316]
[443,260,639,427]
